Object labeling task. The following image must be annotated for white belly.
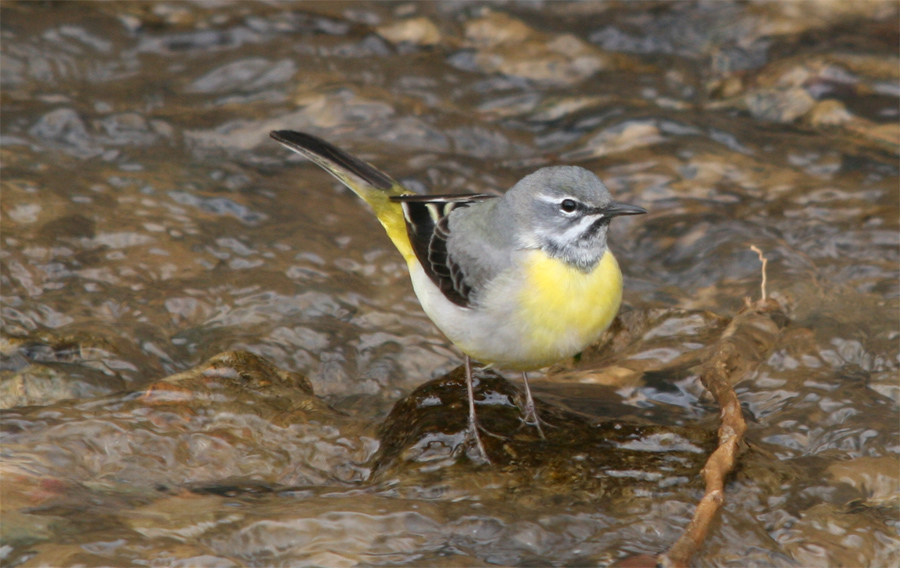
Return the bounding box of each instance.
[406,249,623,371]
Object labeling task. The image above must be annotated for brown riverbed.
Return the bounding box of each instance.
[2,2,898,566]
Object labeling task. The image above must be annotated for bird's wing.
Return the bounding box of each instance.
[391,194,497,308]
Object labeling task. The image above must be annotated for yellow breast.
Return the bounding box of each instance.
[514,249,623,368]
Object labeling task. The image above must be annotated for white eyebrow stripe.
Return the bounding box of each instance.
[536,194,586,206]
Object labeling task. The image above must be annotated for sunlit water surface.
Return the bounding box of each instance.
[2,2,898,566]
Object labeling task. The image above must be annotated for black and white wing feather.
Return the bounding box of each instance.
[390,194,496,308]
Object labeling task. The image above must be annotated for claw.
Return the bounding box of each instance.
[520,372,550,440]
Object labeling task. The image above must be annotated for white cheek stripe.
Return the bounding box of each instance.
[532,212,603,247]
[557,213,602,242]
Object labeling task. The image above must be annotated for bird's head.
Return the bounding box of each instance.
[505,166,646,271]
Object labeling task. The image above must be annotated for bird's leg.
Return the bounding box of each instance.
[520,371,546,439]
[464,355,492,465]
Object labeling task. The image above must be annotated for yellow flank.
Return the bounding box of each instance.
[518,249,623,366]
[341,179,416,263]
[371,195,415,263]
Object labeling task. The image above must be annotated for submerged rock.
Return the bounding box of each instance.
[0,332,143,408]
[373,365,715,499]
[377,17,443,47]
[451,10,643,86]
[143,349,316,407]
[1,351,370,491]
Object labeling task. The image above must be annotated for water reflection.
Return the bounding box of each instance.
[2,1,898,566]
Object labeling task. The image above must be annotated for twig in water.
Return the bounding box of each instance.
[656,248,781,568]
[750,245,768,301]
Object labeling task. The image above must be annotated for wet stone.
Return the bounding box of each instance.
[139,350,320,420]
[0,351,361,491]
[451,10,638,86]
[373,365,715,498]
[0,332,143,408]
[376,17,443,47]
[36,213,96,241]
[1,1,897,565]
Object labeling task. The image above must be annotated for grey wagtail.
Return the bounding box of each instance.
[270,130,646,464]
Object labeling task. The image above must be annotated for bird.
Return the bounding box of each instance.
[270,130,646,464]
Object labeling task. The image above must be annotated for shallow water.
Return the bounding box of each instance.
[2,1,898,566]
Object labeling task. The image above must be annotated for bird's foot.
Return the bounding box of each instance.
[519,403,549,440]
[465,418,492,465]
[517,372,552,440]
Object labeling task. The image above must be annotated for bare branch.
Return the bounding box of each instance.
[657,254,782,567]
[750,245,768,301]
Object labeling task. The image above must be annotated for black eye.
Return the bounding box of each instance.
[560,199,578,213]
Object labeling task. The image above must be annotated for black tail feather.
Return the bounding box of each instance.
[270,130,394,190]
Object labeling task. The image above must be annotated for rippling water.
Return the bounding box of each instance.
[2,2,898,566]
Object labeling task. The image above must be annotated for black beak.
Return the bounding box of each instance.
[602,201,647,218]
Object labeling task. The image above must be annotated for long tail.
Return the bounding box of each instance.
[270,130,415,262]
